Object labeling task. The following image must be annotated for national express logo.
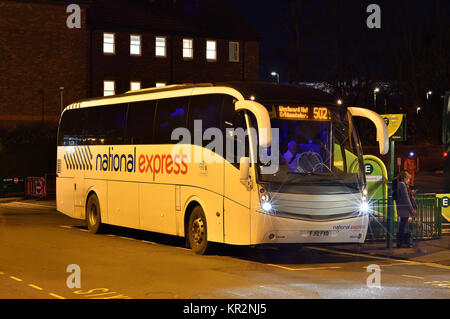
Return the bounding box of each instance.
[64,147,188,181]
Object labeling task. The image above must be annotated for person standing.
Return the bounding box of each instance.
[396,171,417,248]
[403,153,418,188]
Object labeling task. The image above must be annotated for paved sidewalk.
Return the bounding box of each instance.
[330,236,450,262]
[0,196,24,203]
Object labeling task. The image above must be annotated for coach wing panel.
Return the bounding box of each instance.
[348,107,389,155]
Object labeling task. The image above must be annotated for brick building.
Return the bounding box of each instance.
[0,0,260,129]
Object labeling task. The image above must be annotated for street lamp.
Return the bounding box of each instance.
[337,99,343,105]
[59,86,64,114]
[426,91,432,100]
[373,87,380,109]
[271,72,280,84]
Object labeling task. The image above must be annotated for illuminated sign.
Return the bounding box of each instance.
[278,106,309,119]
[277,105,331,121]
[380,114,406,141]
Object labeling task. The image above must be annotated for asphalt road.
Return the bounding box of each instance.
[0,200,449,299]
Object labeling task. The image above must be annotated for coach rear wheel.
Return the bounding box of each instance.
[86,193,104,234]
[187,206,209,255]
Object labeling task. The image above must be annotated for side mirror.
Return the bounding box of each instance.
[348,107,389,155]
[240,157,251,187]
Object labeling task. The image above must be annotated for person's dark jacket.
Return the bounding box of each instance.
[396,181,415,217]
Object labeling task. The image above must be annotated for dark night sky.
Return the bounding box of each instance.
[230,0,449,84]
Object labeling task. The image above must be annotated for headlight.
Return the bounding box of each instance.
[261,201,273,212]
[259,186,275,213]
[360,200,369,214]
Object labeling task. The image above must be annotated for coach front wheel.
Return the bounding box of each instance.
[187,206,210,255]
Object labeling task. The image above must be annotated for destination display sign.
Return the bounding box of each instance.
[277,105,331,121]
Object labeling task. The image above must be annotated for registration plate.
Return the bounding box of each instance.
[308,231,330,237]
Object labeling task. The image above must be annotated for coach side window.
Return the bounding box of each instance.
[188,94,223,147]
[100,104,127,145]
[83,104,127,145]
[83,107,101,144]
[58,109,83,146]
[127,100,157,144]
[154,97,189,144]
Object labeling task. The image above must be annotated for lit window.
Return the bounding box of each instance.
[155,82,166,87]
[103,80,115,96]
[183,38,193,59]
[130,81,141,91]
[206,40,216,61]
[103,33,115,54]
[229,41,239,62]
[130,35,141,56]
[155,36,166,57]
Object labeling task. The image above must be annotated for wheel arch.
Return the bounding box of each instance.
[183,196,207,238]
[84,186,102,221]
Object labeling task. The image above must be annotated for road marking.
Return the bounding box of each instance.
[106,234,116,237]
[424,281,450,284]
[119,236,134,240]
[3,271,67,299]
[9,276,23,282]
[267,264,341,271]
[376,263,418,267]
[28,284,44,291]
[0,272,4,275]
[95,294,131,299]
[49,293,66,299]
[401,275,424,280]
[418,262,450,270]
[306,246,450,270]
[423,281,450,289]
[84,292,119,298]
[59,225,73,229]
[73,288,131,299]
[141,240,156,244]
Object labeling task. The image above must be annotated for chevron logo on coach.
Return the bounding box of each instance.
[64,146,93,170]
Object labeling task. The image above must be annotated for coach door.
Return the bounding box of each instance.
[223,97,252,245]
[188,94,225,242]
[72,146,87,219]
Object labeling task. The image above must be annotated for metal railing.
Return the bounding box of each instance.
[366,194,442,241]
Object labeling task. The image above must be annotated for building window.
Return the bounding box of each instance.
[206,40,216,61]
[104,80,115,96]
[155,82,166,87]
[130,81,141,91]
[130,35,141,56]
[183,38,193,59]
[103,33,115,54]
[155,36,166,57]
[229,41,239,62]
